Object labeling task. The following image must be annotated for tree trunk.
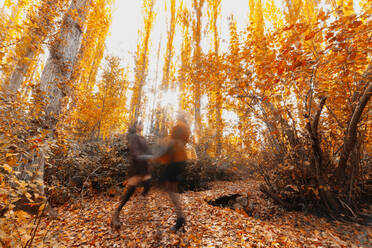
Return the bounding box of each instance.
[337,82,372,183]
[18,0,89,207]
[149,38,162,134]
[208,0,222,155]
[130,0,155,123]
[162,0,176,90]
[215,85,222,154]
[40,0,88,124]
[5,0,65,95]
[192,0,205,152]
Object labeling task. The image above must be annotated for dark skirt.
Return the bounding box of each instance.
[159,161,186,183]
[127,159,149,177]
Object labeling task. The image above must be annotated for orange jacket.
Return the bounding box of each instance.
[155,120,190,164]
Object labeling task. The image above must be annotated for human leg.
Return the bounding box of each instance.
[111,185,136,230]
[166,182,185,232]
[159,162,186,231]
[136,174,151,196]
[141,179,151,196]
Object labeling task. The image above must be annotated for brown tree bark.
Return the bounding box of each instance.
[337,81,372,182]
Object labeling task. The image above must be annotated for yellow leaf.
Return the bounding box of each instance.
[6,153,18,157]
[25,192,32,200]
[39,203,46,212]
[2,164,13,173]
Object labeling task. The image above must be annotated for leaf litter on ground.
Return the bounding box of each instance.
[34,180,371,247]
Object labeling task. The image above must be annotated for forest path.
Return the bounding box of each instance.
[35,180,371,247]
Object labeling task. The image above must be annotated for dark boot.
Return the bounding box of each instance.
[171,217,185,232]
[141,180,151,196]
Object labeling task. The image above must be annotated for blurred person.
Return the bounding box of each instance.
[111,121,152,230]
[139,110,191,232]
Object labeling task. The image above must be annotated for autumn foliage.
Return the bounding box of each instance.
[0,0,371,247]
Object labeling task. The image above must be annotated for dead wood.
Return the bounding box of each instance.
[259,184,292,210]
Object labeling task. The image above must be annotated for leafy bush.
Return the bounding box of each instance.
[46,137,240,205]
[181,158,238,191]
[45,136,129,205]
[0,93,49,247]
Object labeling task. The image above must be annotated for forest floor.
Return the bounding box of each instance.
[34,180,371,247]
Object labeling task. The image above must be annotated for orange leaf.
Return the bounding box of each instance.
[318,10,327,21]
[305,32,316,40]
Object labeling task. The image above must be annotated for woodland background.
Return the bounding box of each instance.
[0,0,371,247]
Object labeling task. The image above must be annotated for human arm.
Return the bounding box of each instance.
[137,140,175,164]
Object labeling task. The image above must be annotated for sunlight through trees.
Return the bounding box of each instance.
[0,0,370,246]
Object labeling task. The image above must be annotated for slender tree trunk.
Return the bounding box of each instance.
[97,96,106,139]
[209,0,222,155]
[215,84,222,154]
[4,0,66,95]
[149,38,162,134]
[162,0,176,90]
[192,0,205,150]
[206,70,223,156]
[178,13,191,112]
[133,42,149,121]
[337,82,372,182]
[130,0,155,122]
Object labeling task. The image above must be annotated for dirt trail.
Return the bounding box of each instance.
[35,180,371,247]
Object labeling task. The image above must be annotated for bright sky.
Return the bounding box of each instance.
[0,0,364,133]
[104,0,363,133]
[106,0,363,71]
[106,0,251,79]
[106,0,253,132]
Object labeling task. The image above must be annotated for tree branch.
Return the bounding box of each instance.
[260,184,291,210]
[337,82,372,181]
[311,96,327,136]
[305,97,327,192]
[325,103,344,130]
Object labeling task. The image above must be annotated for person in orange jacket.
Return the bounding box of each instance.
[139,110,191,232]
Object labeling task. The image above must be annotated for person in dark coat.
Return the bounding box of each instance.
[111,121,152,230]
